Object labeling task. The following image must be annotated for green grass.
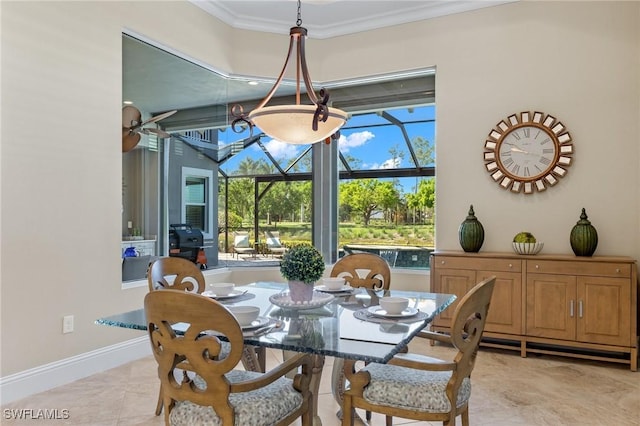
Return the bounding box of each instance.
[258,221,434,248]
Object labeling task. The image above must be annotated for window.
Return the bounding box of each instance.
[182,167,214,238]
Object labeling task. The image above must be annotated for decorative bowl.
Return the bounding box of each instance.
[227,306,260,326]
[321,277,345,290]
[379,297,410,315]
[208,282,235,296]
[512,241,544,255]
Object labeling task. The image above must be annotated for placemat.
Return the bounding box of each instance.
[353,308,428,324]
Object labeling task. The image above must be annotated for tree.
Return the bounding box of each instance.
[406,178,435,224]
[410,136,435,167]
[339,179,400,225]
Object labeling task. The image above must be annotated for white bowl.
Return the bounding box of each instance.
[380,297,409,315]
[322,277,345,290]
[227,305,260,326]
[208,282,235,296]
[512,241,544,255]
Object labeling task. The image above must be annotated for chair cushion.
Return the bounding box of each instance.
[361,363,471,413]
[234,235,250,248]
[170,370,303,426]
[266,237,282,248]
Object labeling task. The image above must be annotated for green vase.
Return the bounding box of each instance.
[459,205,485,253]
[570,208,598,257]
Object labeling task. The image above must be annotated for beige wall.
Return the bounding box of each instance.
[1,1,638,379]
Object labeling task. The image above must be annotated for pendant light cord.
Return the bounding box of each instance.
[296,0,302,26]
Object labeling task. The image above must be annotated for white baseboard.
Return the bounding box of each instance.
[0,337,150,405]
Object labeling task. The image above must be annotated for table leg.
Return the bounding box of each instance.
[283,350,324,426]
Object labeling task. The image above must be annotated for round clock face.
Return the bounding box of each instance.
[484,111,573,194]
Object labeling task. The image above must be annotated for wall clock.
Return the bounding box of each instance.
[483,111,573,194]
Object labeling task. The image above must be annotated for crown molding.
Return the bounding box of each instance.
[190,0,518,39]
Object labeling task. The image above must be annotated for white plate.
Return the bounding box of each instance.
[202,290,246,299]
[315,284,353,293]
[367,305,419,318]
[241,316,270,330]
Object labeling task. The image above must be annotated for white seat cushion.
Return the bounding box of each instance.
[169,370,303,426]
[361,363,471,413]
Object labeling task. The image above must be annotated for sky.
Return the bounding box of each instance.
[217,104,436,194]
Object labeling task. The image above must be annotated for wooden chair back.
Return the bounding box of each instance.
[330,252,391,291]
[448,275,496,387]
[144,290,244,424]
[147,256,206,293]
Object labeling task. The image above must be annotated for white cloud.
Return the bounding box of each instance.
[338,131,374,152]
[257,138,301,159]
[377,158,401,169]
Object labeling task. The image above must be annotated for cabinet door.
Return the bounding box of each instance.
[432,268,476,328]
[526,273,577,340]
[577,277,631,346]
[478,271,522,335]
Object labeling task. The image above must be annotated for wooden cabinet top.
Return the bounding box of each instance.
[432,250,636,265]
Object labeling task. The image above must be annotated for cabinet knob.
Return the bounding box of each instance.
[535,264,539,269]
[508,263,513,268]
[441,260,445,265]
[615,268,621,273]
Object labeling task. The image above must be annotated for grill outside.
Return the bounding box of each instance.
[169,224,203,263]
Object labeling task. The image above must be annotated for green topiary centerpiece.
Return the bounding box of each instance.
[280,245,325,301]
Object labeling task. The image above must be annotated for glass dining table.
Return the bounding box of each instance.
[96,281,455,425]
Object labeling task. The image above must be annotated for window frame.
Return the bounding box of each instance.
[181,166,214,239]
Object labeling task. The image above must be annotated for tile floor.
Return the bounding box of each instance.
[2,339,638,425]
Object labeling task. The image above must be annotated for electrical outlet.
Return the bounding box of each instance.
[411,255,418,261]
[63,315,74,334]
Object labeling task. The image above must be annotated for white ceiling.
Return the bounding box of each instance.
[125,1,515,115]
[191,0,515,39]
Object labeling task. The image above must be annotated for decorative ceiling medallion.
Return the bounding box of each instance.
[483,111,573,194]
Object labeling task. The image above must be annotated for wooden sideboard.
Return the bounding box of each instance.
[430,251,638,371]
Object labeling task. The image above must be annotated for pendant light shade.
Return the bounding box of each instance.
[248,105,346,145]
[231,1,347,144]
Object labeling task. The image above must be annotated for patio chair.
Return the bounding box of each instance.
[145,290,313,426]
[232,231,256,259]
[341,276,496,426]
[264,230,288,257]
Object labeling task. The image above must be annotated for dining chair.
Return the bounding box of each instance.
[264,230,288,257]
[330,252,391,291]
[329,252,392,420]
[147,256,266,416]
[145,290,314,426]
[148,256,206,293]
[341,276,497,426]
[232,231,257,258]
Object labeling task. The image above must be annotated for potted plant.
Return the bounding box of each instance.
[280,244,325,301]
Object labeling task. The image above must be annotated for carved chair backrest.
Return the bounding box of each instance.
[330,252,391,291]
[145,290,243,424]
[147,256,206,294]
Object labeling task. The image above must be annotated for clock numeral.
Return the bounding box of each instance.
[534,130,541,139]
[503,158,514,167]
[542,148,554,154]
[511,132,522,141]
[510,164,520,175]
[523,166,530,177]
[541,138,551,145]
[539,157,551,166]
[523,128,530,138]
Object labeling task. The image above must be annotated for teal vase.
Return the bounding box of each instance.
[570,208,598,257]
[459,205,485,253]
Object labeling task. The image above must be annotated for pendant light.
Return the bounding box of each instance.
[231,0,347,144]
